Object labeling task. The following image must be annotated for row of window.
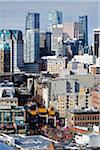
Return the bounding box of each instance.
[75,115,100,121]
[0,112,24,122]
[0,101,17,104]
[75,122,99,126]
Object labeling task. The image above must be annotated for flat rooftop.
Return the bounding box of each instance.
[41,56,67,60]
[0,141,15,150]
[68,110,100,114]
[13,135,58,149]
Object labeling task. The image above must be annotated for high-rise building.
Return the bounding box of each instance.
[79,15,88,46]
[40,31,52,57]
[0,30,24,73]
[52,24,63,56]
[0,41,10,73]
[45,32,52,55]
[63,22,83,40]
[25,12,40,63]
[93,28,100,58]
[48,10,63,32]
[63,39,83,59]
[40,32,46,57]
[13,30,24,73]
[25,12,40,30]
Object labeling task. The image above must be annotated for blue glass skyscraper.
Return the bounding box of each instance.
[25,12,40,30]
[48,10,63,32]
[25,12,40,63]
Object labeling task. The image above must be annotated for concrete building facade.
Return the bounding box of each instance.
[52,24,63,56]
[41,56,67,74]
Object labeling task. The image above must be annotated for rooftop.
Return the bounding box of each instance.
[68,109,100,114]
[0,141,15,150]
[94,28,100,32]
[41,56,67,60]
[10,135,58,149]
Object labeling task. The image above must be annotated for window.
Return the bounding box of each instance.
[80,116,82,120]
[77,117,79,121]
[75,116,77,121]
[15,112,24,117]
[92,116,95,120]
[4,112,12,123]
[95,116,97,120]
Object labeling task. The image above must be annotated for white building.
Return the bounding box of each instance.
[41,56,67,74]
[75,133,100,148]
[72,54,96,65]
[89,57,100,74]
[75,134,89,145]
[42,87,49,108]
[52,24,63,56]
[0,82,15,98]
[25,29,40,63]
[96,57,100,67]
[93,125,100,133]
[0,81,17,106]
[66,59,88,75]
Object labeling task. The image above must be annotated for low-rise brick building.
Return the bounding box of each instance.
[67,110,100,127]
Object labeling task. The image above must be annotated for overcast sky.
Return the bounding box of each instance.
[0,0,99,44]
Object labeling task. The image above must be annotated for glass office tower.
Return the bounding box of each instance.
[94,29,100,58]
[48,10,63,32]
[0,30,24,73]
[25,12,40,63]
[79,15,88,46]
[25,12,40,30]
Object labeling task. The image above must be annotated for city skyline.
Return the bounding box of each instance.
[0,1,100,148]
[0,0,99,44]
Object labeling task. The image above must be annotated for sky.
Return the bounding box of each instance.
[0,0,100,44]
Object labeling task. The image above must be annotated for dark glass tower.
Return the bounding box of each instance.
[0,30,24,73]
[94,29,100,58]
[79,15,88,46]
